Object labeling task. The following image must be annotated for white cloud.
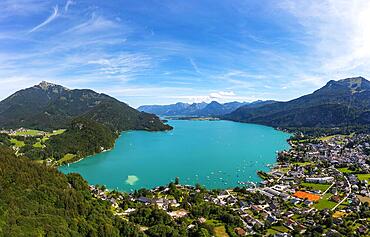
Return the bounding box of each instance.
[280,0,370,76]
[0,0,47,20]
[65,14,119,34]
[64,0,74,12]
[87,53,153,80]
[189,58,201,74]
[209,91,235,99]
[29,5,59,33]
[173,91,243,103]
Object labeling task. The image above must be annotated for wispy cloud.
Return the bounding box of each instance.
[173,91,237,103]
[209,91,235,99]
[189,58,201,74]
[29,5,59,33]
[2,0,368,107]
[0,0,47,20]
[280,0,370,77]
[87,53,153,80]
[65,14,120,34]
[64,0,74,12]
[171,91,259,104]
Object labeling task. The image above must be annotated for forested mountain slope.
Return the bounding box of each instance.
[0,81,171,132]
[0,145,144,236]
[225,77,370,128]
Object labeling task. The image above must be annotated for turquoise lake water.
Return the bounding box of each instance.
[59,120,291,192]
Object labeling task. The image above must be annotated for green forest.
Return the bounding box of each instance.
[0,145,145,236]
[0,118,118,164]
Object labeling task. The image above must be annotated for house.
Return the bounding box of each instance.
[266,215,278,224]
[198,217,207,223]
[331,195,341,203]
[290,198,300,205]
[123,208,136,215]
[304,200,313,206]
[358,225,368,235]
[251,205,262,212]
[305,177,334,184]
[136,196,152,204]
[168,209,188,219]
[234,227,246,236]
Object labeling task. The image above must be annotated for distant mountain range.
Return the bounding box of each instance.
[3,77,369,132]
[0,81,171,131]
[138,100,275,117]
[224,77,370,128]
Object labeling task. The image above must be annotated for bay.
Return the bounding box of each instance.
[59,120,291,192]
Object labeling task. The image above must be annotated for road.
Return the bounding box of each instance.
[331,175,351,211]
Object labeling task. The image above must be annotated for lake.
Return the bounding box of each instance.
[59,120,291,192]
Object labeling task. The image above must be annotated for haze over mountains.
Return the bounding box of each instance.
[138,100,275,117]
[0,81,171,132]
[225,77,370,128]
[139,77,370,129]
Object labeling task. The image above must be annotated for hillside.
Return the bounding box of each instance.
[44,118,118,162]
[0,145,144,236]
[0,81,171,132]
[225,77,370,128]
[138,101,247,117]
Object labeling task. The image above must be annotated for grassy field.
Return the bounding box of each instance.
[318,135,338,141]
[57,154,77,165]
[10,138,25,148]
[301,182,331,192]
[51,129,66,135]
[266,228,279,235]
[318,133,354,142]
[292,162,313,166]
[267,225,289,235]
[272,225,289,232]
[277,167,290,173]
[33,141,44,148]
[213,226,229,237]
[204,220,229,237]
[41,129,66,142]
[33,130,65,148]
[12,129,66,149]
[338,167,355,173]
[357,174,370,181]
[12,129,65,138]
[14,129,44,136]
[314,193,337,210]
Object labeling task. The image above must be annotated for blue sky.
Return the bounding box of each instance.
[1,0,370,107]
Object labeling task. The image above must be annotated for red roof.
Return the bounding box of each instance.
[293,191,320,202]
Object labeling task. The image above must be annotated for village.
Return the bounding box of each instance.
[87,133,370,236]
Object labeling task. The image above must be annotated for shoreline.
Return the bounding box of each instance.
[60,119,292,193]
[55,126,174,166]
[165,116,220,121]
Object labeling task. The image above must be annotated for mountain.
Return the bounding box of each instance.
[184,102,208,115]
[138,101,247,117]
[225,77,370,128]
[137,102,190,116]
[197,101,225,116]
[0,81,171,131]
[245,100,277,108]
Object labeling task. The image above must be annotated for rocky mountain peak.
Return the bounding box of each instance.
[36,81,68,91]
